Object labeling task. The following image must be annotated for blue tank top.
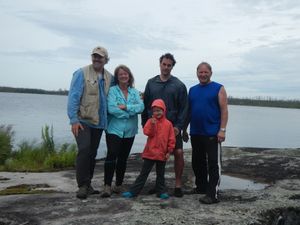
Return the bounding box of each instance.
[189,81,222,136]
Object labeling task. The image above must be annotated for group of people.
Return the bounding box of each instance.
[67,46,228,204]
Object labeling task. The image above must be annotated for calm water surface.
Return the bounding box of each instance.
[1,93,299,159]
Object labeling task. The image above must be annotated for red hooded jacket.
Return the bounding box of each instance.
[142,99,175,161]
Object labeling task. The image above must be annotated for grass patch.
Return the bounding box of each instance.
[2,143,77,172]
[0,125,77,172]
[0,125,14,164]
[0,184,55,195]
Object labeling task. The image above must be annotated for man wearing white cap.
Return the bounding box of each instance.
[67,46,114,199]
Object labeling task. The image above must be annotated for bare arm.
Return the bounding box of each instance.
[182,102,190,143]
[217,86,228,142]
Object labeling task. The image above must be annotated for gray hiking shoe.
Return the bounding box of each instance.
[101,185,111,198]
[88,185,100,195]
[112,185,123,194]
[76,185,88,199]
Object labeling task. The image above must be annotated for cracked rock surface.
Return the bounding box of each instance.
[1,147,300,225]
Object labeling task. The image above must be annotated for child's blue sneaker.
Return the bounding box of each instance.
[159,193,169,199]
[122,191,133,198]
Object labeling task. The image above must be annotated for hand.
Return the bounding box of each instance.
[217,130,226,143]
[174,127,180,136]
[151,117,156,124]
[182,130,189,143]
[118,104,127,110]
[71,123,84,137]
[166,153,170,160]
[139,92,144,100]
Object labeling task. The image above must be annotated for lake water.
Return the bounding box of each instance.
[1,92,300,159]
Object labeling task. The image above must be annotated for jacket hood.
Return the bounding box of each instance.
[151,99,166,115]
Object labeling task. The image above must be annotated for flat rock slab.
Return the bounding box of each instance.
[1,147,300,225]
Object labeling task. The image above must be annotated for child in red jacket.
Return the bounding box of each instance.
[122,99,175,199]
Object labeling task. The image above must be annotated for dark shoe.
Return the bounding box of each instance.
[101,185,111,198]
[76,185,88,199]
[173,188,183,198]
[191,187,206,194]
[88,185,100,195]
[199,195,220,204]
[147,188,157,195]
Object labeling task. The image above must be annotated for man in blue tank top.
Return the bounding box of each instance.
[183,62,228,204]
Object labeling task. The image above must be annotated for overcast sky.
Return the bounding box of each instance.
[1,0,300,99]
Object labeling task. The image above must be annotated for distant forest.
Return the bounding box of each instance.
[228,96,300,109]
[0,86,68,96]
[1,86,300,109]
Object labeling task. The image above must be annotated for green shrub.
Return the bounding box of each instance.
[44,144,77,169]
[0,125,14,165]
[4,141,49,171]
[3,142,77,172]
[41,125,55,153]
[1,125,77,172]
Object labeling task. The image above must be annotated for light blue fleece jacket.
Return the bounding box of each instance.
[107,85,144,138]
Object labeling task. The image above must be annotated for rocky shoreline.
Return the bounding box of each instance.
[0,147,300,225]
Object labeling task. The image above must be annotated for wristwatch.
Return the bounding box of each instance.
[220,128,226,132]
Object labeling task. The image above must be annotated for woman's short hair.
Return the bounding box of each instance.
[114,64,135,87]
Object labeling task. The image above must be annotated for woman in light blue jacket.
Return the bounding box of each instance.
[101,65,144,197]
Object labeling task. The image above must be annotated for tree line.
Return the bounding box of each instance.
[228,96,300,109]
[1,86,300,109]
[0,86,68,96]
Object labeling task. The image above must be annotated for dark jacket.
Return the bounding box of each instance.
[141,75,188,130]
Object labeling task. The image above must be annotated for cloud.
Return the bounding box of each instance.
[217,38,300,98]
[231,0,300,12]
[241,39,300,74]
[2,7,183,61]
[0,0,300,99]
